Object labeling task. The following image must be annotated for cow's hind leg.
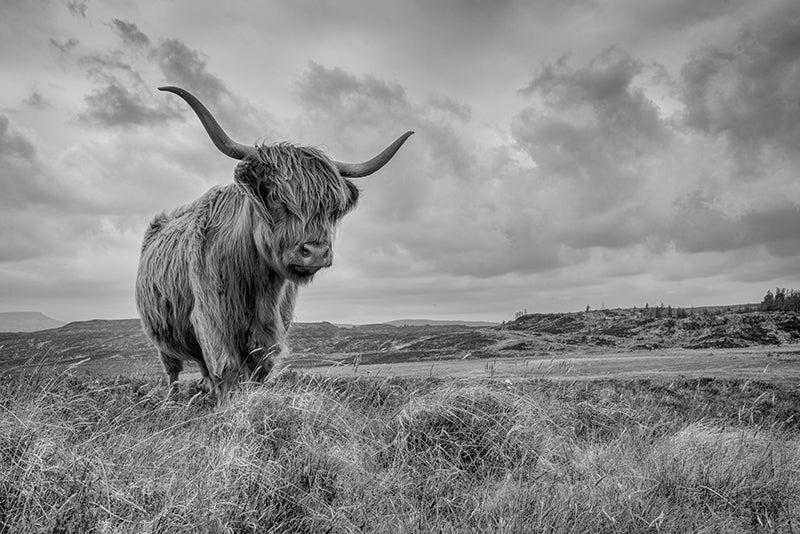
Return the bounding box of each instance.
[160,351,183,398]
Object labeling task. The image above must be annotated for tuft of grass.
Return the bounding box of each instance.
[390,386,537,475]
[0,368,798,533]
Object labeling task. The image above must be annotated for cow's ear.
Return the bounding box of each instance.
[234,160,257,190]
[345,180,360,210]
[234,159,274,201]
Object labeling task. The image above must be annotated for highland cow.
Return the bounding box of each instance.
[135,86,412,399]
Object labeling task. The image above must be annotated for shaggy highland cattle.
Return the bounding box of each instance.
[135,86,412,399]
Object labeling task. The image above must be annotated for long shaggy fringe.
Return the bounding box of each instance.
[237,143,356,220]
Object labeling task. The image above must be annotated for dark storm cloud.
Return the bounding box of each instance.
[520,50,668,144]
[75,33,263,134]
[513,49,671,230]
[680,1,800,153]
[49,37,78,54]
[153,39,227,104]
[80,80,181,127]
[110,19,150,49]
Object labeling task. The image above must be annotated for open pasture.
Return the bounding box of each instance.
[3,334,800,532]
[285,345,800,385]
[1,366,799,533]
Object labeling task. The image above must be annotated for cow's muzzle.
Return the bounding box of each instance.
[288,242,332,277]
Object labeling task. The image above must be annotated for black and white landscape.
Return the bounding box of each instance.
[2,1,800,532]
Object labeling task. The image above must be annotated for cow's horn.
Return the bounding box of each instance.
[159,86,257,161]
[333,131,414,178]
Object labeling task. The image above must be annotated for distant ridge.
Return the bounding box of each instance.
[0,312,65,333]
[1,309,798,377]
[383,319,498,327]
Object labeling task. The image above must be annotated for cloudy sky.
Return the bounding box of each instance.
[1,0,799,324]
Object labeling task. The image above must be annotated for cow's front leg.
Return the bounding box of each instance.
[269,282,296,379]
[190,307,245,404]
[244,342,288,382]
[246,325,290,381]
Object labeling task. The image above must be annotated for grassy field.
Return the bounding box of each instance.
[304,345,800,385]
[1,365,799,533]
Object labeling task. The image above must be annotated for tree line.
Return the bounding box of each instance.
[760,288,800,311]
[510,288,798,322]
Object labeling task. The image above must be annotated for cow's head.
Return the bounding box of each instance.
[160,86,413,284]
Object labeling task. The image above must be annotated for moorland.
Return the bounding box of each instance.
[1,307,799,532]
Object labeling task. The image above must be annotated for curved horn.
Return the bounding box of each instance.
[333,131,414,178]
[159,86,257,161]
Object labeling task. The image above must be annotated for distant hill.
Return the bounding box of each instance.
[1,310,799,377]
[0,312,65,333]
[0,318,159,375]
[0,319,503,375]
[383,319,499,327]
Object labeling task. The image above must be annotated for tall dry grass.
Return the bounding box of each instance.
[1,368,798,533]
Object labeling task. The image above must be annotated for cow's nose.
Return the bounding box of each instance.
[296,242,332,268]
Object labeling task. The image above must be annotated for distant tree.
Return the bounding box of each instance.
[776,288,786,309]
[761,290,773,310]
[667,305,673,318]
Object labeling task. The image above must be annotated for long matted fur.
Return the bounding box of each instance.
[135,143,358,398]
